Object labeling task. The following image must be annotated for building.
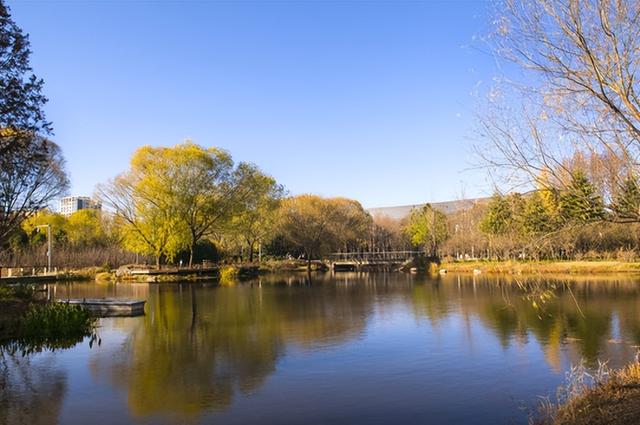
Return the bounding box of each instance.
[367,197,489,220]
[59,196,102,217]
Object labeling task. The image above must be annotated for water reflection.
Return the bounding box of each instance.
[0,352,66,425]
[89,275,372,421]
[3,273,640,424]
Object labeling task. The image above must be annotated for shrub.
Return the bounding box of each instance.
[2,303,98,354]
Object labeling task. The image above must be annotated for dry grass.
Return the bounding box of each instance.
[441,260,640,274]
[537,360,640,425]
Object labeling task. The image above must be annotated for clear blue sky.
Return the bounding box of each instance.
[9,0,495,208]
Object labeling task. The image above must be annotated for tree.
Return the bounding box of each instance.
[0,2,68,247]
[130,143,240,267]
[0,1,51,153]
[479,0,640,211]
[403,204,448,256]
[21,209,68,245]
[230,164,284,262]
[277,195,370,271]
[559,171,606,224]
[479,194,514,236]
[521,190,560,236]
[97,154,189,268]
[612,175,640,223]
[97,142,269,267]
[370,214,406,252]
[329,198,372,253]
[65,209,109,247]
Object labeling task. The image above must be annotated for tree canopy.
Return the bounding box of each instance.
[0,2,68,248]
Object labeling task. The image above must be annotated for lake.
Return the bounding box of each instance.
[2,272,640,425]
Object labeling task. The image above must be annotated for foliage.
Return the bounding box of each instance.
[479,194,516,236]
[521,190,560,235]
[612,175,640,222]
[1,303,97,354]
[558,172,605,224]
[479,0,640,226]
[403,204,448,255]
[18,208,114,251]
[97,141,276,267]
[0,2,68,247]
[230,164,284,262]
[277,195,371,269]
[65,209,109,246]
[21,210,68,245]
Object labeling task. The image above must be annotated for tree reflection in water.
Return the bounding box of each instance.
[0,350,66,425]
[90,274,371,422]
[78,273,640,422]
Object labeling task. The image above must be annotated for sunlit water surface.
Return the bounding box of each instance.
[2,272,640,425]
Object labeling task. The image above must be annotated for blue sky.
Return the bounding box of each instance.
[9,0,495,208]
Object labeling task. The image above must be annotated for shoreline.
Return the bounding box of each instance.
[439,260,640,275]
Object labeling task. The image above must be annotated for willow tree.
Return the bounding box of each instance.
[278,195,371,271]
[97,164,187,269]
[479,0,640,217]
[0,2,68,246]
[137,143,243,267]
[98,142,267,267]
[230,164,284,262]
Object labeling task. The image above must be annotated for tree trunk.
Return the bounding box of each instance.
[189,242,195,268]
[248,241,255,263]
[155,255,161,270]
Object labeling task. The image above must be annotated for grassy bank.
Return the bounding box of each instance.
[440,260,640,274]
[0,286,96,351]
[540,361,640,425]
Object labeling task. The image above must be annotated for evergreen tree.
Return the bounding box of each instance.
[479,194,513,236]
[559,172,605,224]
[612,175,640,222]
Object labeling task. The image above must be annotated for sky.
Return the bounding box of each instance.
[8,0,497,208]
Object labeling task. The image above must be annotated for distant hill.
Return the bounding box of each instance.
[367,197,490,220]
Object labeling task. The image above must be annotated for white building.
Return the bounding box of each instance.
[59,196,102,217]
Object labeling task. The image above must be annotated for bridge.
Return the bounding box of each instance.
[329,251,425,271]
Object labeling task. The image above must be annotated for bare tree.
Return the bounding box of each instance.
[0,2,67,247]
[0,136,68,246]
[479,0,640,200]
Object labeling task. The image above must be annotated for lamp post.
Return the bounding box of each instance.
[35,224,52,273]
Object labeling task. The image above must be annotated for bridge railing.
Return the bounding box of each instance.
[329,251,424,262]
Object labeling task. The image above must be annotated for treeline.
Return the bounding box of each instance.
[6,142,640,268]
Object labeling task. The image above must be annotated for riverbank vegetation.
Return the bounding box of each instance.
[0,286,96,351]
[537,360,640,425]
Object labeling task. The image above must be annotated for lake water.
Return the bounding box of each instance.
[2,272,640,425]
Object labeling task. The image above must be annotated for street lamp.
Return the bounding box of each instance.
[35,224,52,273]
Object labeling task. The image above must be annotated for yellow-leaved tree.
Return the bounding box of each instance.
[97,141,261,267]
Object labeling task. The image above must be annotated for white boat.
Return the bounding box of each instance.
[58,298,146,317]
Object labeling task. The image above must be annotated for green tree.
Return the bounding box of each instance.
[230,164,284,262]
[521,190,560,236]
[479,194,513,236]
[403,204,448,256]
[612,175,640,223]
[559,172,605,224]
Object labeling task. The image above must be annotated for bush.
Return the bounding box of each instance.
[0,286,14,300]
[2,303,98,354]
